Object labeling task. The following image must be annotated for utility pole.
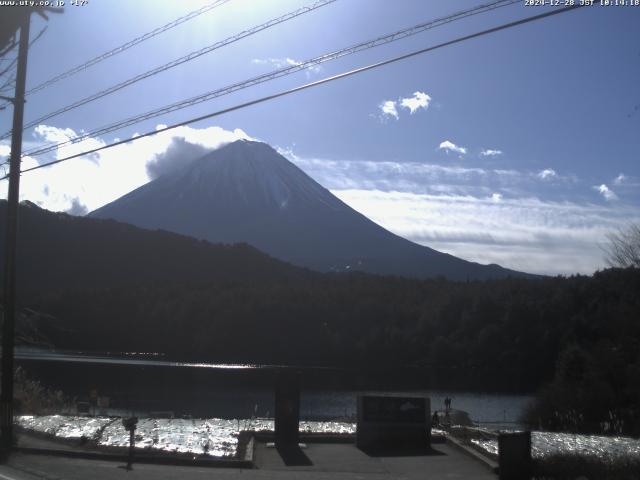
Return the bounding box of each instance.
[1,10,31,455]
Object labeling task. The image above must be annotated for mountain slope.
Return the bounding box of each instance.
[0,200,307,294]
[91,140,528,280]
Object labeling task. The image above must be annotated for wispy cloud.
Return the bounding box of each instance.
[480,149,502,157]
[281,151,520,195]
[537,168,557,180]
[251,57,321,75]
[594,184,617,201]
[611,173,640,189]
[332,189,638,275]
[66,197,88,216]
[613,173,627,185]
[399,91,431,114]
[280,148,640,274]
[439,140,467,155]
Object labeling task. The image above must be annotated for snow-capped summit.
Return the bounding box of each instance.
[91,140,526,279]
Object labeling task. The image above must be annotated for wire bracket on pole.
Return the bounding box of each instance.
[0,95,23,105]
[0,96,15,110]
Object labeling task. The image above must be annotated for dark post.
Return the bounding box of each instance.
[1,11,31,455]
[274,370,300,447]
[122,417,138,470]
[498,431,532,480]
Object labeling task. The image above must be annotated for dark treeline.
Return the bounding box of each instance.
[29,270,640,399]
[2,202,639,434]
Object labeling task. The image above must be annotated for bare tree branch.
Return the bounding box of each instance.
[604,223,640,268]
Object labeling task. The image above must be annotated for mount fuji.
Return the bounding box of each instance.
[90,140,528,280]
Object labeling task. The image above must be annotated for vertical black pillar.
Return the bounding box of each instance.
[1,11,31,455]
[274,370,300,447]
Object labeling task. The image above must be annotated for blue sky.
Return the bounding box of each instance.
[0,0,639,275]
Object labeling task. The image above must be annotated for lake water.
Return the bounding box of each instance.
[299,390,531,427]
[16,349,533,425]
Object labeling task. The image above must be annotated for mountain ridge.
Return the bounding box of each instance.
[0,199,308,294]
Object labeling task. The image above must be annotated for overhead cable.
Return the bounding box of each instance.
[1,0,337,140]
[0,0,233,111]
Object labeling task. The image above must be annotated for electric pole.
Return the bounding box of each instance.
[1,10,31,455]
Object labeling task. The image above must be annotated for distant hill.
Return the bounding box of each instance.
[91,140,530,280]
[0,200,308,295]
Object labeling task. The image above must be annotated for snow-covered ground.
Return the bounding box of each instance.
[18,415,114,441]
[19,415,639,464]
[16,415,356,458]
[471,431,640,463]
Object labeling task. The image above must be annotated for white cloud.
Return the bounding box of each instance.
[0,124,252,213]
[379,100,399,120]
[490,193,503,202]
[481,149,502,157]
[375,90,432,122]
[438,140,467,155]
[537,168,557,180]
[0,144,11,157]
[32,124,106,163]
[594,184,617,201]
[399,91,431,114]
[146,137,210,180]
[34,125,77,143]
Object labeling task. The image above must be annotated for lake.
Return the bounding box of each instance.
[16,348,533,425]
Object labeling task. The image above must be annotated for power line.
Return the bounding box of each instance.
[4,3,586,182]
[0,26,47,87]
[0,0,232,111]
[22,0,516,156]
[0,0,337,140]
[0,74,16,95]
[0,40,17,59]
[22,0,519,159]
[0,57,18,79]
[26,0,230,95]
